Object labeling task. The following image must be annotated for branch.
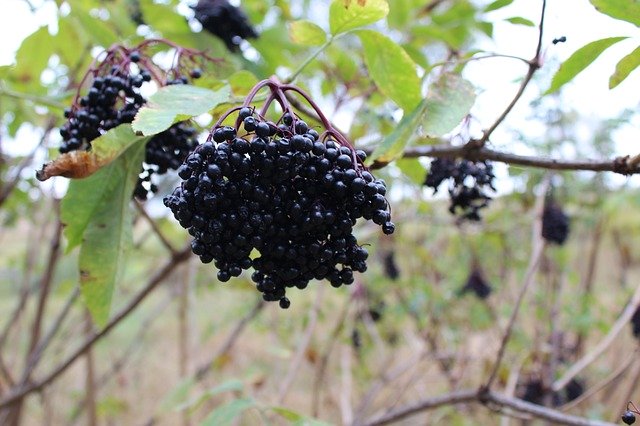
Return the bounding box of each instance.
[552,280,640,392]
[483,175,549,390]
[475,0,546,146]
[396,144,640,175]
[0,244,192,409]
[358,388,617,426]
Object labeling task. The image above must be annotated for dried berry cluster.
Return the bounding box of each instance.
[164,79,394,308]
[58,41,213,198]
[458,267,492,299]
[541,201,570,245]
[192,0,258,52]
[424,158,496,221]
[520,377,584,407]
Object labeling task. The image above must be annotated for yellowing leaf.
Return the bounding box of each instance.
[289,20,327,46]
[329,0,389,35]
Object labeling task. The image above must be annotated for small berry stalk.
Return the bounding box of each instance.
[165,78,395,308]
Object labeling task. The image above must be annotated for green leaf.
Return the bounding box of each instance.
[289,20,327,46]
[609,45,640,88]
[367,100,427,165]
[357,30,421,111]
[77,141,146,326]
[270,407,332,425]
[329,0,389,35]
[421,73,475,136]
[200,398,255,426]
[132,84,230,135]
[60,125,148,252]
[396,158,427,184]
[367,73,475,165]
[12,26,52,87]
[504,16,535,26]
[175,380,245,412]
[545,37,628,94]
[589,0,640,27]
[484,0,514,12]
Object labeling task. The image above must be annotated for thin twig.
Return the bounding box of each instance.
[552,280,640,392]
[0,244,192,409]
[475,0,546,146]
[482,175,550,390]
[277,286,324,404]
[358,388,617,426]
[135,200,178,255]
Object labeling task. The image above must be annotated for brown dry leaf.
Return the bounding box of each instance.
[36,151,104,181]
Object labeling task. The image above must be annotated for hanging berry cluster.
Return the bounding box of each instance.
[164,78,395,308]
[191,0,258,52]
[58,39,218,199]
[423,158,496,221]
[541,199,570,245]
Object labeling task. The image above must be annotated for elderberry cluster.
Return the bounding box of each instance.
[541,201,570,245]
[520,377,584,407]
[164,107,394,308]
[59,49,200,199]
[192,0,258,52]
[458,267,492,299]
[423,158,496,221]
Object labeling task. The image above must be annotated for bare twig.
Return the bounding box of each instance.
[482,175,550,390]
[277,287,324,404]
[0,244,192,409]
[84,311,98,426]
[135,200,178,255]
[475,0,546,146]
[552,280,640,392]
[194,298,265,381]
[358,388,617,426]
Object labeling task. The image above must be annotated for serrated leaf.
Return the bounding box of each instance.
[545,37,628,94]
[504,16,535,26]
[200,398,255,426]
[609,45,640,88]
[484,0,514,12]
[589,0,640,27]
[132,84,230,135]
[367,73,475,166]
[367,100,427,166]
[357,30,421,111]
[78,141,146,326]
[422,73,475,136]
[329,0,389,35]
[289,20,327,46]
[59,125,149,253]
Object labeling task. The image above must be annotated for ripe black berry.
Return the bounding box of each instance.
[165,79,394,308]
[623,411,636,425]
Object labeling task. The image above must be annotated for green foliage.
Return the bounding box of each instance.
[329,0,389,35]
[289,20,327,46]
[357,30,421,111]
[545,37,628,94]
[132,84,231,136]
[589,0,640,27]
[200,398,256,426]
[368,73,475,165]
[77,140,146,326]
[609,45,640,88]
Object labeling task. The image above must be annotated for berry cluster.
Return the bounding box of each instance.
[59,40,213,198]
[423,158,496,221]
[192,0,258,52]
[541,200,570,245]
[519,377,584,407]
[458,267,492,299]
[631,306,640,339]
[164,79,394,308]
